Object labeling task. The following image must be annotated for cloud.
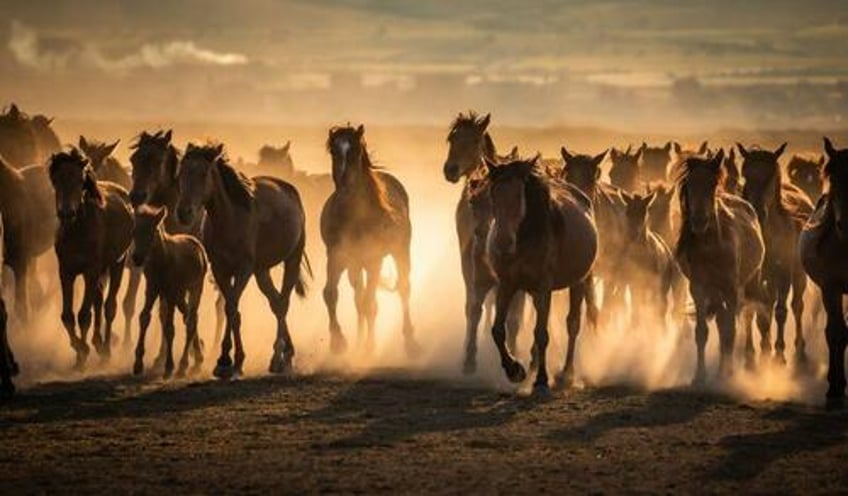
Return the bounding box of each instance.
[7,20,248,74]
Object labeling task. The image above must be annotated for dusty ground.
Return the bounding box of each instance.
[1,370,846,494]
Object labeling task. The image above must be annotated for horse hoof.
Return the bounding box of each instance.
[504,361,527,383]
[691,372,707,389]
[462,359,476,376]
[555,371,574,390]
[213,364,234,380]
[825,394,845,411]
[163,369,173,380]
[773,353,787,366]
[533,382,551,397]
[132,361,144,376]
[330,334,348,355]
[176,366,188,378]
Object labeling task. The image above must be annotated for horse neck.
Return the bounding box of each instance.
[518,180,553,244]
[204,162,240,226]
[482,133,497,162]
[344,153,388,216]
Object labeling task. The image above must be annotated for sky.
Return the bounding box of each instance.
[2,0,848,129]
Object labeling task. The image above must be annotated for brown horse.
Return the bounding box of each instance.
[0,212,13,399]
[800,138,848,407]
[442,112,526,373]
[0,153,57,323]
[787,154,825,202]
[609,145,643,192]
[131,206,207,378]
[49,149,133,367]
[176,142,309,378]
[738,143,814,366]
[79,136,132,190]
[321,125,416,355]
[0,104,61,168]
[639,142,673,183]
[676,151,765,384]
[673,141,710,159]
[480,156,597,392]
[621,191,679,326]
[257,142,295,178]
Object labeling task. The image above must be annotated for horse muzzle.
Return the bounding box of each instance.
[56,208,78,222]
[443,163,461,183]
[129,190,147,208]
[131,252,146,267]
[177,206,196,225]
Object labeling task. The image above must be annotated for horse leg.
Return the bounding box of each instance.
[790,267,809,369]
[506,292,524,357]
[183,285,204,374]
[91,277,105,358]
[159,300,176,379]
[213,290,225,350]
[255,269,292,374]
[773,271,791,365]
[822,286,847,408]
[348,266,366,346]
[393,245,418,357]
[0,297,13,399]
[492,283,525,383]
[530,290,551,394]
[362,260,381,355]
[101,259,125,360]
[691,286,709,387]
[228,270,252,377]
[59,270,86,367]
[12,258,29,325]
[558,280,586,388]
[275,254,302,371]
[756,286,775,357]
[211,267,235,379]
[716,299,738,380]
[584,276,600,331]
[323,250,347,354]
[463,282,491,375]
[133,284,157,376]
[741,305,757,371]
[121,263,142,351]
[76,273,99,369]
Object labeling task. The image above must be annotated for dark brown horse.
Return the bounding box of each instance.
[480,157,597,392]
[442,112,525,373]
[321,125,417,355]
[676,151,765,384]
[787,154,825,202]
[0,104,61,168]
[639,142,673,183]
[49,149,134,367]
[0,153,57,323]
[176,143,309,378]
[609,145,642,192]
[738,143,814,366]
[79,136,132,190]
[132,206,207,378]
[800,137,848,407]
[0,212,13,399]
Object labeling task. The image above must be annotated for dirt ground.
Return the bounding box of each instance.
[1,370,846,494]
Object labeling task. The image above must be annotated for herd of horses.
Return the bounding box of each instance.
[0,104,847,408]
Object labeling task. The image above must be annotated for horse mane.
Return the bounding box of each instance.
[49,150,105,207]
[214,150,255,210]
[448,111,484,135]
[674,157,726,258]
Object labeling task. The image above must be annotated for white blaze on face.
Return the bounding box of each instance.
[335,137,351,180]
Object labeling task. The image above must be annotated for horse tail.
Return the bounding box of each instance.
[294,233,312,298]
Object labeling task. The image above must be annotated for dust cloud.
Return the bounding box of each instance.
[3,120,832,405]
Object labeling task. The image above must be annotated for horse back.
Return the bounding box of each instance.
[251,176,306,268]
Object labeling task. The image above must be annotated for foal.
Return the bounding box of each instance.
[49,149,133,367]
[482,156,597,391]
[132,206,207,378]
[676,151,765,384]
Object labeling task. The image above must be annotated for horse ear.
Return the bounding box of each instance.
[774,142,787,159]
[8,104,20,119]
[712,148,725,168]
[736,142,749,159]
[634,146,643,160]
[673,142,682,155]
[78,136,88,151]
[105,140,120,156]
[560,146,573,163]
[625,144,632,155]
[484,156,498,175]
[283,140,291,153]
[592,149,608,168]
[509,145,518,158]
[728,148,736,161]
[478,113,491,132]
[645,191,657,208]
[824,137,837,158]
[163,130,172,142]
[531,152,542,167]
[610,148,619,160]
[698,141,709,155]
[356,124,365,137]
[641,142,647,151]
[818,154,826,166]
[215,143,224,158]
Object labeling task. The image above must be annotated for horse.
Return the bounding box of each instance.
[176,142,309,378]
[442,111,526,373]
[675,151,765,384]
[738,142,814,366]
[639,142,673,183]
[49,149,133,367]
[0,153,57,324]
[673,141,710,159]
[646,182,677,247]
[609,145,643,192]
[621,191,680,326]
[787,154,825,202]
[0,212,13,399]
[800,137,848,407]
[257,142,295,178]
[479,156,597,392]
[131,206,207,378]
[321,125,417,355]
[79,136,132,190]
[0,104,61,168]
[722,148,741,195]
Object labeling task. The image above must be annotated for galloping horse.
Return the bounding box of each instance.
[738,143,814,366]
[675,151,765,384]
[800,137,848,407]
[639,142,673,183]
[0,104,61,169]
[0,153,57,323]
[442,112,525,373]
[176,143,308,378]
[321,125,417,355]
[49,149,133,367]
[480,156,597,392]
